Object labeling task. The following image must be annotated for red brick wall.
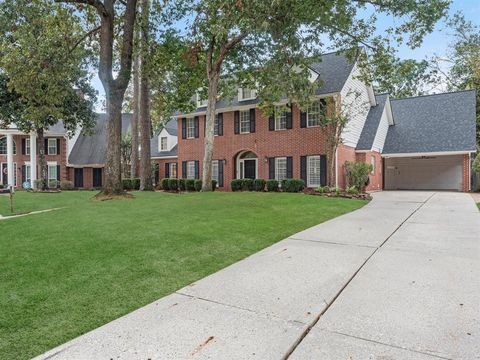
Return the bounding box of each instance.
[67,166,105,189]
[463,154,470,192]
[355,151,383,191]
[0,134,67,187]
[336,144,357,189]
[153,158,178,181]
[177,103,341,189]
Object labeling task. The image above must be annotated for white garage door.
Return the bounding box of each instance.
[384,155,463,191]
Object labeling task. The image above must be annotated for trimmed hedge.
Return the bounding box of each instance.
[211,180,217,191]
[178,179,186,191]
[131,178,140,190]
[168,178,179,191]
[266,179,279,192]
[60,180,74,190]
[231,179,243,191]
[194,179,202,192]
[161,178,170,191]
[281,178,305,193]
[186,179,195,191]
[242,178,254,191]
[122,179,132,190]
[253,179,266,192]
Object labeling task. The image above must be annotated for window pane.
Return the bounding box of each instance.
[160,137,168,150]
[187,161,195,179]
[186,119,195,138]
[170,163,177,178]
[275,106,287,130]
[25,165,31,182]
[307,101,322,127]
[211,160,219,182]
[241,88,253,99]
[0,137,5,154]
[307,156,321,187]
[275,157,287,181]
[48,138,57,155]
[240,110,250,133]
[48,165,57,180]
[214,115,219,135]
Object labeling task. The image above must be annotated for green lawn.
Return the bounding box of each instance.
[0,191,366,359]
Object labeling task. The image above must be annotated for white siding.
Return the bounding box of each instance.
[158,128,177,152]
[340,63,372,148]
[371,106,390,152]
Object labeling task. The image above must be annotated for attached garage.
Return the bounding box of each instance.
[384,155,464,191]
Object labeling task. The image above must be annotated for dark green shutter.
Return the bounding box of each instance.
[194,116,199,138]
[194,160,200,179]
[165,163,170,178]
[234,111,240,134]
[22,165,26,183]
[286,105,293,129]
[249,108,255,133]
[286,157,293,178]
[300,156,307,184]
[182,161,187,178]
[56,165,60,181]
[320,155,327,186]
[218,160,224,187]
[218,113,223,136]
[268,157,275,179]
[181,118,187,139]
[57,138,61,155]
[300,111,307,128]
[21,139,26,155]
[44,138,48,154]
[269,114,275,131]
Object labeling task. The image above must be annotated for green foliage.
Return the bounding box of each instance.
[211,180,217,191]
[131,178,141,191]
[168,178,179,191]
[253,179,266,192]
[48,180,58,189]
[242,179,254,191]
[316,186,330,193]
[266,180,279,192]
[185,179,195,191]
[161,178,170,191]
[178,179,186,191]
[194,179,202,192]
[346,185,359,195]
[34,179,46,190]
[122,179,133,191]
[60,180,74,191]
[345,161,372,191]
[231,179,243,192]
[473,153,480,173]
[281,179,305,193]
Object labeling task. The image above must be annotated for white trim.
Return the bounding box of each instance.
[236,151,258,179]
[68,164,105,168]
[238,88,256,102]
[150,156,178,160]
[382,151,474,158]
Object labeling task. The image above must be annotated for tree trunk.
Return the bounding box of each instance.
[201,72,220,191]
[138,0,153,190]
[36,127,47,190]
[130,53,139,179]
[103,92,124,195]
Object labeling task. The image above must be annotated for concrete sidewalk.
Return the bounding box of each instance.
[34,192,480,360]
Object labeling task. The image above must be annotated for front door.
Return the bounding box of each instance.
[244,160,256,179]
[74,168,84,188]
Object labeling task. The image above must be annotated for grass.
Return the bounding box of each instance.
[0,191,366,359]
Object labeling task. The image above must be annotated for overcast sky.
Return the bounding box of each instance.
[91,0,480,111]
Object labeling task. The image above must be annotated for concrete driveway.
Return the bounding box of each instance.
[35,192,480,360]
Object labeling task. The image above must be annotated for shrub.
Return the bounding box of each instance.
[186,179,195,191]
[332,186,342,196]
[60,180,74,190]
[242,178,254,191]
[473,153,480,173]
[0,184,4,189]
[122,179,132,190]
[266,179,279,192]
[253,179,266,192]
[316,186,330,193]
[211,180,217,191]
[178,179,186,191]
[344,161,372,191]
[131,178,141,190]
[168,178,179,191]
[231,179,243,191]
[281,178,305,193]
[34,179,46,190]
[161,178,170,191]
[194,179,202,191]
[48,180,58,189]
[346,185,359,195]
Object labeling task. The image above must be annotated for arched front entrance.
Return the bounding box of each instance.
[236,151,258,179]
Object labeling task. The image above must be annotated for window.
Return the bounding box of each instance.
[275,106,287,130]
[25,138,30,155]
[214,115,220,136]
[186,161,195,179]
[160,137,168,151]
[371,155,375,175]
[307,101,323,127]
[212,160,219,183]
[48,138,57,155]
[275,157,287,181]
[240,110,250,133]
[169,163,177,178]
[25,164,31,183]
[239,88,256,101]
[307,155,321,187]
[0,137,16,155]
[186,118,195,139]
[48,163,57,181]
[197,93,208,108]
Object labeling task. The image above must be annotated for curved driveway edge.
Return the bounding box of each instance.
[34,192,480,360]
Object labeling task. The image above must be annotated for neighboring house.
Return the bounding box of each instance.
[0,123,68,188]
[175,50,477,192]
[151,119,178,184]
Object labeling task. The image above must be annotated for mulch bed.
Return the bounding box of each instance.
[303,188,372,200]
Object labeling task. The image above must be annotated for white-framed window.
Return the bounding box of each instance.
[196,92,208,108]
[238,87,256,101]
[212,160,219,183]
[240,110,250,133]
[186,161,195,179]
[275,157,287,181]
[47,138,57,155]
[307,155,321,187]
[371,155,375,175]
[25,138,31,155]
[275,106,287,130]
[25,163,31,183]
[0,137,16,155]
[307,101,323,127]
[186,118,195,139]
[214,115,220,136]
[169,162,177,178]
[47,162,57,181]
[160,137,168,151]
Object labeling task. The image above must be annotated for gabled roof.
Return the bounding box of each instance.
[356,94,389,151]
[150,119,178,158]
[163,118,178,136]
[383,90,477,155]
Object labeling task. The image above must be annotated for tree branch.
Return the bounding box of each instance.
[55,0,108,17]
[214,32,247,72]
[69,26,101,54]
[327,24,376,50]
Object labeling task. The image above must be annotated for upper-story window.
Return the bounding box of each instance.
[275,106,288,130]
[186,118,195,139]
[214,115,220,136]
[47,138,57,155]
[238,88,256,101]
[160,137,168,151]
[307,100,324,127]
[196,93,208,108]
[0,137,16,155]
[240,110,251,133]
[25,138,31,155]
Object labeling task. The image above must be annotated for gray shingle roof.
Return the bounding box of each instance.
[356,94,388,151]
[383,90,477,154]
[150,119,178,158]
[164,118,178,136]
